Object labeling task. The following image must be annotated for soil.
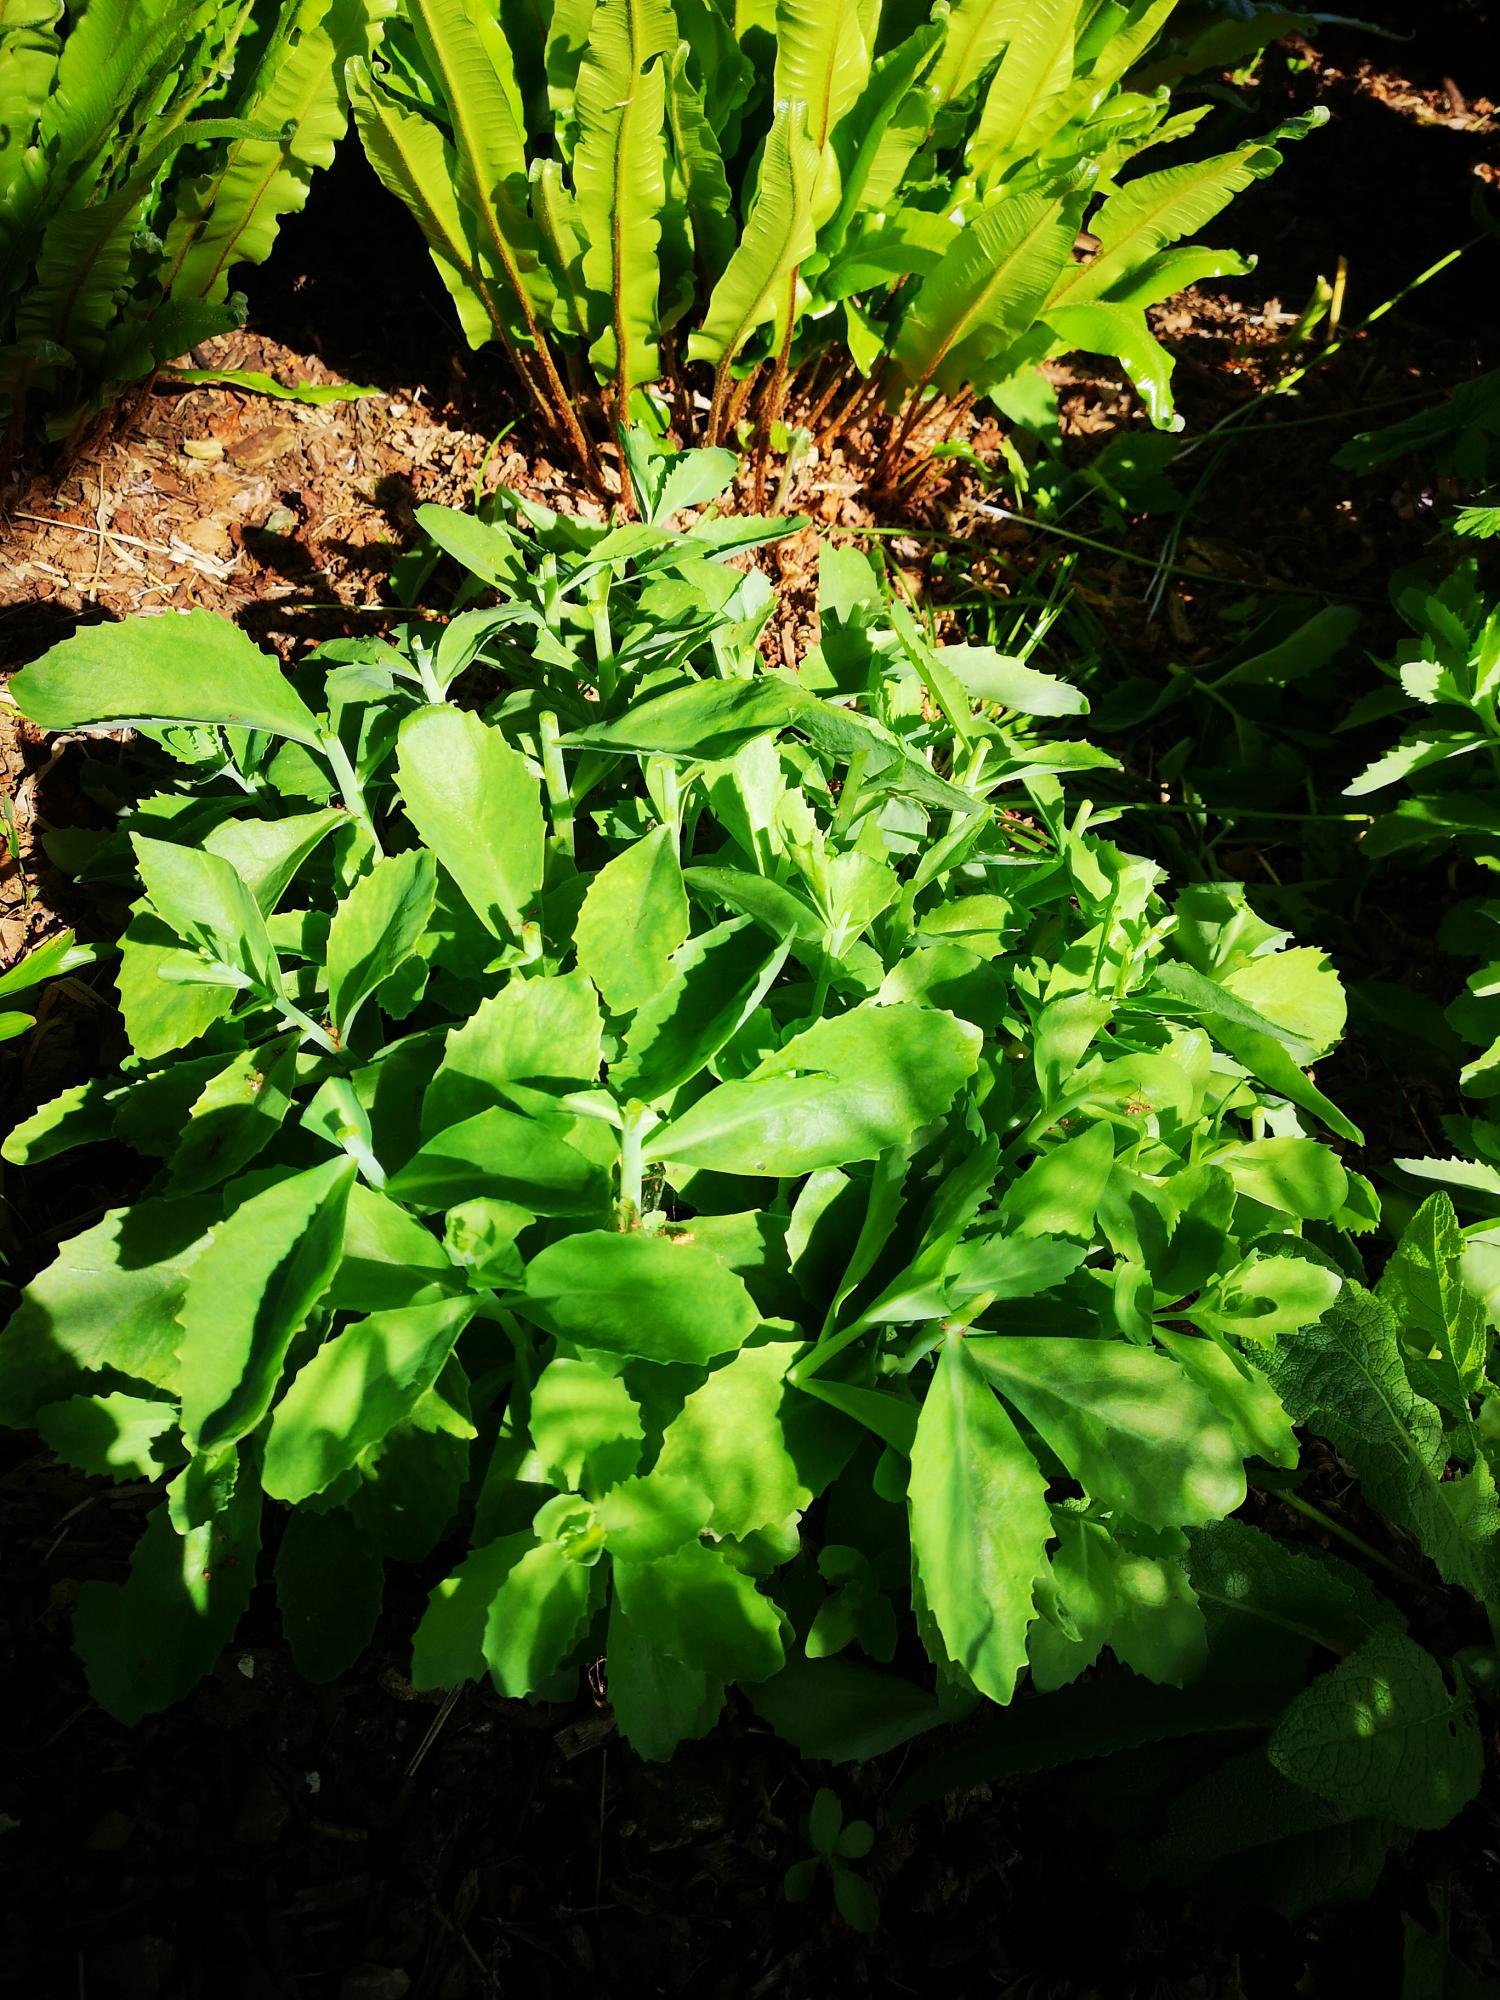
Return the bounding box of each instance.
[2,9,1500,1998]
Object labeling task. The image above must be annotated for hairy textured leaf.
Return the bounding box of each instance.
[1264,1289,1500,1607]
[1269,1629,1482,1830]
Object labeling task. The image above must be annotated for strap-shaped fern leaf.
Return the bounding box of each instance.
[818,19,946,268]
[401,0,548,320]
[967,0,1078,190]
[1035,111,1323,428]
[163,0,393,305]
[0,2,63,267]
[1050,112,1323,310]
[687,103,820,435]
[773,0,879,149]
[662,43,735,308]
[347,54,518,355]
[927,0,1021,108]
[574,0,676,409]
[1043,299,1178,428]
[892,190,1078,399]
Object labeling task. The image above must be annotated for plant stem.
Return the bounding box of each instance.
[539,710,575,859]
[616,1104,647,1228]
[276,998,338,1057]
[319,731,383,857]
[1114,799,1374,825]
[1277,1489,1432,1593]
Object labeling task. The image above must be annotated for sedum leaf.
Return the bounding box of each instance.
[264,1297,477,1503]
[12,609,323,745]
[573,823,690,1013]
[75,1488,262,1726]
[520,1229,761,1364]
[412,1535,528,1690]
[653,1001,981,1175]
[967,1336,1246,1529]
[396,705,544,939]
[606,1594,724,1759]
[613,1539,785,1682]
[275,1508,384,1684]
[482,1536,598,1697]
[652,1339,807,1538]
[131,835,281,998]
[36,1390,180,1482]
[909,1331,1051,1704]
[389,1104,608,1215]
[529,1355,644,1495]
[423,972,604,1134]
[1377,1192,1489,1418]
[167,1037,300,1196]
[0,1195,217,1424]
[327,849,438,1039]
[177,1157,356,1455]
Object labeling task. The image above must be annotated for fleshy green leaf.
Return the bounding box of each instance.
[177,1158,356,1454]
[0,1196,217,1424]
[573,824,690,1013]
[613,1540,785,1682]
[653,1002,980,1175]
[908,1332,1051,1704]
[651,1339,806,1538]
[388,1104,608,1215]
[482,1535,597,1697]
[520,1230,760,1364]
[264,1297,476,1503]
[327,849,439,1039]
[275,1508,384,1683]
[396,704,544,938]
[11,610,324,746]
[605,1594,724,1760]
[74,1489,262,1726]
[968,1336,1246,1529]
[35,1390,181,1481]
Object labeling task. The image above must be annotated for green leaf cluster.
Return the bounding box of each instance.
[348,0,1323,456]
[4,441,1363,1758]
[0,0,392,440]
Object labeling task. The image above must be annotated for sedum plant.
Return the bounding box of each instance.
[349,0,1322,477]
[3,438,1368,1752]
[0,0,392,447]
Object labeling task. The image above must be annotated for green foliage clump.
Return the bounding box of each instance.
[0,0,390,445]
[350,0,1322,471]
[1,439,1365,1762]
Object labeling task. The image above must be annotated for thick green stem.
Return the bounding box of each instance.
[539,710,575,859]
[320,731,384,858]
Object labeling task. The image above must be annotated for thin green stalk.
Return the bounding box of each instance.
[840,521,1381,603]
[1277,1490,1432,1594]
[1115,800,1374,825]
[1174,236,1485,462]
